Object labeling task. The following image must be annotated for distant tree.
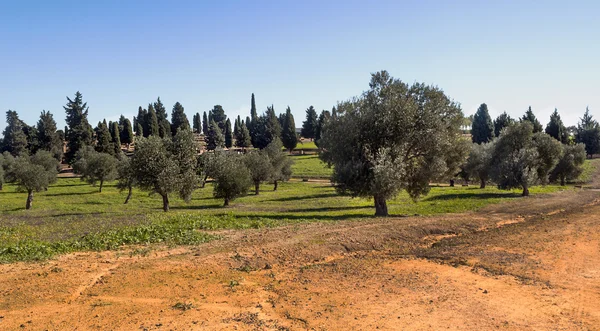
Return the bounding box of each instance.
[12,151,58,209]
[120,117,134,148]
[243,150,273,194]
[301,106,319,139]
[531,132,562,185]
[545,108,568,143]
[64,92,94,164]
[550,143,586,186]
[223,118,233,148]
[260,106,282,149]
[520,106,543,133]
[249,93,259,147]
[235,120,252,149]
[281,106,298,152]
[2,110,28,156]
[22,124,39,154]
[1,152,16,185]
[202,111,209,135]
[136,106,149,137]
[95,120,113,154]
[130,132,197,212]
[193,112,201,133]
[146,104,160,136]
[493,111,514,137]
[211,152,252,206]
[73,149,118,192]
[471,103,494,144]
[170,102,190,136]
[319,71,465,216]
[463,142,495,188]
[314,110,331,147]
[263,138,293,190]
[575,107,600,158]
[211,105,227,132]
[205,120,225,151]
[153,97,171,138]
[136,123,143,137]
[110,122,122,155]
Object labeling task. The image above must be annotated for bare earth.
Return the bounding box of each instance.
[1,188,600,330]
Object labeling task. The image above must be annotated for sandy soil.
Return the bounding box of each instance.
[1,187,599,330]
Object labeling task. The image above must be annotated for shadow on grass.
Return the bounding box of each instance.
[286,206,370,213]
[266,192,340,202]
[222,212,376,221]
[43,191,97,197]
[170,204,224,211]
[423,192,520,201]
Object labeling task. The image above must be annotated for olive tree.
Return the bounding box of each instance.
[12,151,58,209]
[319,71,465,216]
[263,138,293,190]
[463,141,495,188]
[243,150,273,195]
[116,156,135,204]
[208,152,252,206]
[490,122,561,196]
[130,130,198,211]
[550,143,586,186]
[73,149,118,192]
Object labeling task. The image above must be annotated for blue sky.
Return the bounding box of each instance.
[0,0,598,132]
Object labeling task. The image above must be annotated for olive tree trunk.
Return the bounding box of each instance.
[124,186,132,204]
[99,179,104,192]
[273,180,278,191]
[162,193,169,212]
[374,195,388,216]
[254,181,260,195]
[522,184,530,197]
[223,197,230,206]
[560,176,566,186]
[480,178,486,189]
[26,190,34,210]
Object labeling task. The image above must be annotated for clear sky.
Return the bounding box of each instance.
[0,0,598,132]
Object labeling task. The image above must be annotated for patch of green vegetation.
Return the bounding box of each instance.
[295,140,318,150]
[289,154,332,178]
[172,302,195,311]
[571,158,600,184]
[0,177,567,263]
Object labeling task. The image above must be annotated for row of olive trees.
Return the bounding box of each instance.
[71,129,292,211]
[461,122,586,192]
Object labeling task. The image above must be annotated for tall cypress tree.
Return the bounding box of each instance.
[193,112,201,133]
[64,91,93,163]
[211,105,227,132]
[202,111,209,135]
[111,121,122,155]
[224,118,233,148]
[545,108,568,143]
[205,119,225,151]
[36,110,62,160]
[521,106,543,133]
[2,110,28,156]
[493,111,514,137]
[236,122,252,149]
[120,117,134,148]
[136,106,148,137]
[281,106,298,152]
[301,106,318,139]
[147,104,159,136]
[154,97,171,138]
[471,103,494,144]
[249,93,259,147]
[171,102,190,135]
[575,107,600,158]
[315,110,331,147]
[265,105,281,145]
[95,120,113,154]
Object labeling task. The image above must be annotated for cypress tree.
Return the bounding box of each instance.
[205,119,225,151]
[2,110,28,156]
[147,104,159,136]
[154,97,171,138]
[315,110,331,147]
[36,110,62,160]
[575,107,600,158]
[64,91,93,163]
[545,108,568,143]
[493,111,514,137]
[265,105,281,145]
[202,111,209,135]
[471,103,494,144]
[281,106,298,152]
[111,121,122,155]
[136,123,143,137]
[236,122,252,149]
[193,112,201,133]
[301,106,318,139]
[120,117,134,148]
[521,106,543,133]
[171,102,190,135]
[211,105,227,132]
[95,120,113,154]
[225,118,233,148]
[136,106,148,137]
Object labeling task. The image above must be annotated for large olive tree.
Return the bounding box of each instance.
[12,151,59,209]
[319,71,465,216]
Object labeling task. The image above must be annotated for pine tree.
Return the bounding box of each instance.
[1,110,28,156]
[545,108,568,143]
[154,97,171,138]
[171,102,190,135]
[521,106,543,133]
[301,106,318,139]
[147,104,160,136]
[224,118,233,148]
[493,111,514,137]
[95,120,113,154]
[471,103,494,144]
[202,111,209,135]
[111,121,122,155]
[64,91,93,163]
[281,106,298,152]
[193,112,201,133]
[22,124,39,154]
[205,120,225,151]
[575,107,600,158]
[36,110,63,160]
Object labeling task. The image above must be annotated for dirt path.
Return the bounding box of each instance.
[0,188,599,330]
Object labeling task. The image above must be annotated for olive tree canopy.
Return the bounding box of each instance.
[319,71,465,216]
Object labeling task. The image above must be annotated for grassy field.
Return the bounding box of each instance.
[295,140,318,150]
[572,158,600,184]
[289,154,332,178]
[0,177,568,262]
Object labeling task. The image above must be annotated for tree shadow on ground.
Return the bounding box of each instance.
[170,204,224,211]
[226,213,375,221]
[266,193,340,202]
[286,206,370,213]
[423,192,520,201]
[43,191,97,197]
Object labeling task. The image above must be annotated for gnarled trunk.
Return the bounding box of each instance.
[99,179,104,192]
[522,184,530,197]
[254,181,260,195]
[162,194,169,212]
[223,197,230,206]
[26,190,34,210]
[124,186,132,204]
[480,178,486,189]
[201,174,208,188]
[273,180,278,191]
[560,176,565,186]
[374,195,388,216]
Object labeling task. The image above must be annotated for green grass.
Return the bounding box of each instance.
[572,158,600,184]
[0,177,567,262]
[295,140,318,150]
[289,154,332,178]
